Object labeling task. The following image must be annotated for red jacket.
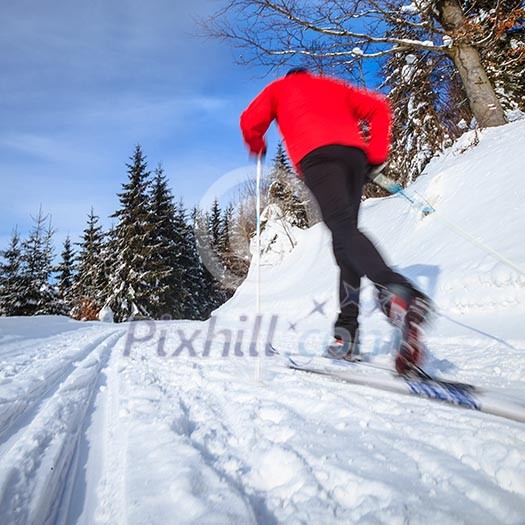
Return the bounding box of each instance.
[240,71,392,171]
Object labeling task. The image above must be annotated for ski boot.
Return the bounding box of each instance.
[324,334,361,362]
[378,284,433,375]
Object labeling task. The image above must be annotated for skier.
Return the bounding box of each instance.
[240,67,432,374]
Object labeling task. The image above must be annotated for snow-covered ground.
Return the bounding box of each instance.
[1,120,525,524]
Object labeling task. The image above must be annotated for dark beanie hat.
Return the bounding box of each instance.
[286,67,309,76]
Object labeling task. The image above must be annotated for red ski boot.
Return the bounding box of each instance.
[378,284,433,375]
[395,295,432,374]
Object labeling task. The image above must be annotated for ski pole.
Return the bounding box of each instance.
[370,167,524,276]
[371,169,434,214]
[255,153,263,382]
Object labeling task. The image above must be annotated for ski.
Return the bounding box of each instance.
[270,347,525,424]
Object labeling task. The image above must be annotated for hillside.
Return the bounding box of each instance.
[218,119,525,364]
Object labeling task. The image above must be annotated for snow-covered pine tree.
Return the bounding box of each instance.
[219,205,236,280]
[193,205,228,318]
[267,143,309,228]
[209,198,223,251]
[206,199,226,287]
[0,229,24,316]
[211,203,247,291]
[148,165,180,319]
[245,144,312,266]
[273,142,293,176]
[73,208,107,320]
[205,199,238,292]
[220,204,233,258]
[177,204,213,319]
[106,145,157,322]
[382,26,453,186]
[206,199,233,307]
[18,209,61,315]
[56,235,75,315]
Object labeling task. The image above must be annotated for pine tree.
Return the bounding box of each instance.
[216,204,243,292]
[267,144,309,228]
[148,165,180,318]
[205,199,227,294]
[97,227,115,316]
[18,209,61,315]
[0,229,24,316]
[106,145,157,322]
[273,142,294,177]
[56,236,75,314]
[209,198,223,250]
[209,199,237,303]
[193,206,227,318]
[177,205,212,319]
[220,204,234,256]
[73,208,107,319]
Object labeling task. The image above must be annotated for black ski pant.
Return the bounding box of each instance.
[300,145,410,341]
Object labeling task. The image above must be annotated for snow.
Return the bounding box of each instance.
[1,120,525,523]
[443,35,453,47]
[401,4,420,15]
[405,54,417,65]
[252,203,301,266]
[97,306,114,323]
[400,2,433,16]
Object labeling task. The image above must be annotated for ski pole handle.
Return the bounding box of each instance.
[368,163,403,194]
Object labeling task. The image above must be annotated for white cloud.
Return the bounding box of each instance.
[0,134,80,164]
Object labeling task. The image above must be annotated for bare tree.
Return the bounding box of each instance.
[230,172,272,254]
[204,0,518,127]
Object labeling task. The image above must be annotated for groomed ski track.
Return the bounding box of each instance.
[0,317,524,524]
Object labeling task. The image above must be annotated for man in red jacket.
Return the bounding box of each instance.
[240,68,431,372]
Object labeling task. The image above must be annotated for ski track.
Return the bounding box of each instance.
[0,328,123,454]
[0,326,125,524]
[114,323,525,525]
[58,327,137,525]
[0,319,524,524]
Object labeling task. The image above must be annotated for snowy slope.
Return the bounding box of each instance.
[0,121,524,524]
[219,119,525,333]
[217,120,525,379]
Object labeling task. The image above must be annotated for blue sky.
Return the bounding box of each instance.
[0,0,282,250]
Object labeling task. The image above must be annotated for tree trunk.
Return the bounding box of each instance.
[437,0,507,128]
